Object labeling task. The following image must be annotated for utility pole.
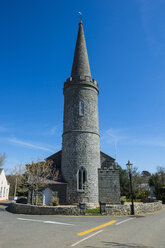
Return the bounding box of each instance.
[14,177,17,201]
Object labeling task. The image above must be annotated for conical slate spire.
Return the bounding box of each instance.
[71,21,91,78]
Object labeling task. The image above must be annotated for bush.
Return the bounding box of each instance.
[16,197,27,204]
[120,196,126,201]
[125,198,142,202]
[51,196,59,206]
[136,190,150,200]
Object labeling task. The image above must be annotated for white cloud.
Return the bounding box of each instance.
[101,127,165,148]
[101,128,128,143]
[100,128,129,159]
[7,137,53,152]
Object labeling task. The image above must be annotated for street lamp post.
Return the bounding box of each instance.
[126,160,135,215]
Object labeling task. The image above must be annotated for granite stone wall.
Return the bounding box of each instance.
[50,184,67,205]
[62,83,99,134]
[101,201,163,216]
[8,201,163,216]
[98,168,121,204]
[61,80,100,204]
[8,203,81,215]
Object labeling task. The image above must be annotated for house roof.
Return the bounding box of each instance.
[0,168,10,185]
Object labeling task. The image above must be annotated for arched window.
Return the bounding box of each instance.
[79,100,84,116]
[77,167,87,191]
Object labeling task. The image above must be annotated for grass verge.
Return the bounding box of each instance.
[85,207,100,214]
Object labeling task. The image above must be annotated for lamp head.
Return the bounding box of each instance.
[126,160,133,170]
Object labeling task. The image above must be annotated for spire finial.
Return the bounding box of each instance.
[78,11,82,22]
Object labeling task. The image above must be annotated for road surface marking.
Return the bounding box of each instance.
[18,218,43,223]
[18,218,74,226]
[77,220,117,236]
[44,221,74,225]
[115,218,133,225]
[71,230,103,247]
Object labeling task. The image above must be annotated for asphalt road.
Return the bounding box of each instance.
[0,207,165,248]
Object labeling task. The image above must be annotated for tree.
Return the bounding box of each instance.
[26,160,57,205]
[6,174,16,197]
[0,153,6,167]
[7,164,26,197]
[119,165,148,200]
[119,167,130,197]
[149,166,165,202]
[7,160,58,203]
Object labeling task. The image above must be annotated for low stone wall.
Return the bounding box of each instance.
[105,204,130,216]
[134,201,163,215]
[104,201,163,216]
[7,201,163,216]
[8,203,81,215]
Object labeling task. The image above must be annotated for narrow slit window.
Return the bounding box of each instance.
[79,100,84,116]
[77,167,87,191]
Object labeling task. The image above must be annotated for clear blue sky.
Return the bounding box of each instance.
[0,0,165,173]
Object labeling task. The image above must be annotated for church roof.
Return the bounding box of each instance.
[100,151,115,161]
[46,150,115,165]
[71,21,91,79]
[46,150,61,170]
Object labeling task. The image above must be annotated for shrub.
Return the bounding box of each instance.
[51,196,59,206]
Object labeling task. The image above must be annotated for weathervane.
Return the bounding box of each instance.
[78,11,82,22]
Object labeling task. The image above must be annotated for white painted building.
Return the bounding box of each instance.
[0,169,10,201]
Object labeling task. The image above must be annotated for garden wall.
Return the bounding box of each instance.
[104,201,163,216]
[7,201,163,216]
[8,203,81,215]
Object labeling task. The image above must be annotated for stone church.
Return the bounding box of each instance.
[45,21,120,207]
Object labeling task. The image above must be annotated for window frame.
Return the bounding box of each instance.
[79,100,84,116]
[77,167,87,192]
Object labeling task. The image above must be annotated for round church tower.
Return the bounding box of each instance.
[61,21,100,205]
